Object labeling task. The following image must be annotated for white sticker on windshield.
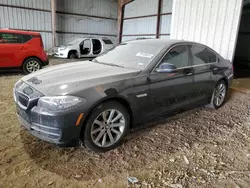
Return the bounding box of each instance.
[136,52,154,59]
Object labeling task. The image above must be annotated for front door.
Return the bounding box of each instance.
[0,32,23,68]
[148,44,194,117]
[79,39,92,57]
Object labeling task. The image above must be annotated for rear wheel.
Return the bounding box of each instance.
[82,101,130,152]
[22,58,42,74]
[206,80,227,109]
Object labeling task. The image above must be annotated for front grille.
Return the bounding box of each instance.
[18,93,29,107]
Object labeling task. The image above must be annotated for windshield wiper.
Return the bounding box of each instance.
[92,59,124,68]
[105,63,124,68]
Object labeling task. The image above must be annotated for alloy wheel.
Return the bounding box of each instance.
[90,109,125,148]
[26,60,40,73]
[213,83,226,106]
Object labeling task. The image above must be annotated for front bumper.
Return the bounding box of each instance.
[16,104,83,147]
[54,53,68,59]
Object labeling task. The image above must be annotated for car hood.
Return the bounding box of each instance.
[21,61,140,96]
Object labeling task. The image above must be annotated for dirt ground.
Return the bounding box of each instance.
[0,61,250,188]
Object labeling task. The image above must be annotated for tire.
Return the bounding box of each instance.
[22,57,42,74]
[68,51,77,59]
[82,101,130,152]
[206,80,227,109]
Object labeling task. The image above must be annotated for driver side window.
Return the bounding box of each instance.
[159,45,189,69]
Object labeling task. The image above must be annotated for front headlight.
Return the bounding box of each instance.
[59,47,67,51]
[37,96,84,111]
[13,80,23,102]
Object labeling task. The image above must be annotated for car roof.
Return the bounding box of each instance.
[0,29,40,36]
[126,38,222,58]
[126,38,206,47]
[126,38,184,44]
[73,37,111,40]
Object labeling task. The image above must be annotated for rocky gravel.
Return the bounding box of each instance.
[0,74,250,188]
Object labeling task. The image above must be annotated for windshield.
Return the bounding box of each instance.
[67,38,83,45]
[94,42,164,70]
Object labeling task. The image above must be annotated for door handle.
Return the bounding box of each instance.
[213,67,219,71]
[185,72,193,76]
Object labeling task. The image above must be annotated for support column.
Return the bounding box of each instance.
[51,0,56,48]
[156,0,162,38]
[118,0,133,43]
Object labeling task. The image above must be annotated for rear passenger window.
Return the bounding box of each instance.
[190,45,217,65]
[160,45,189,68]
[22,35,32,43]
[0,33,32,44]
[0,33,22,43]
[102,39,113,44]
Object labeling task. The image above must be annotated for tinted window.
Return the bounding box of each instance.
[190,45,217,65]
[22,35,32,43]
[0,33,22,43]
[160,45,189,68]
[0,33,32,43]
[102,39,113,44]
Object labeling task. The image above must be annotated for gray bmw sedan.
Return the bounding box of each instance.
[14,39,234,152]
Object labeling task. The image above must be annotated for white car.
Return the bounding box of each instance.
[54,37,114,59]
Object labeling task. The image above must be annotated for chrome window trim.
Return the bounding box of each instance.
[152,43,219,73]
[175,62,217,70]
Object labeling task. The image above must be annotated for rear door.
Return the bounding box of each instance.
[148,44,194,117]
[189,44,218,103]
[0,32,25,68]
[102,39,114,52]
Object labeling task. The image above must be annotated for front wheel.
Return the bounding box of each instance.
[22,58,42,74]
[82,101,130,152]
[206,80,227,109]
[68,51,78,59]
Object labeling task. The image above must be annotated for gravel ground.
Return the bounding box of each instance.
[0,62,250,187]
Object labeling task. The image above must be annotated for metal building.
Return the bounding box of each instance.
[0,0,248,64]
[171,0,243,62]
[0,0,118,50]
[0,0,53,49]
[120,0,244,62]
[56,0,118,46]
[121,0,172,41]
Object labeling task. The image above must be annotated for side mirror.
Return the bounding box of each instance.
[156,63,177,73]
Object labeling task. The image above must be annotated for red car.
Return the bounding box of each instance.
[0,29,49,74]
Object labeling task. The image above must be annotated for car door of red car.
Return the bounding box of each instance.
[0,33,24,68]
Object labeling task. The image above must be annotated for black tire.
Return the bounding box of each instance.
[206,80,228,109]
[82,101,130,152]
[68,51,78,59]
[22,57,42,74]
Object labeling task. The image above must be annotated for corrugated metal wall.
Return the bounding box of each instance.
[160,0,172,39]
[0,0,52,49]
[56,0,118,45]
[171,0,243,61]
[0,0,118,49]
[122,0,172,42]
